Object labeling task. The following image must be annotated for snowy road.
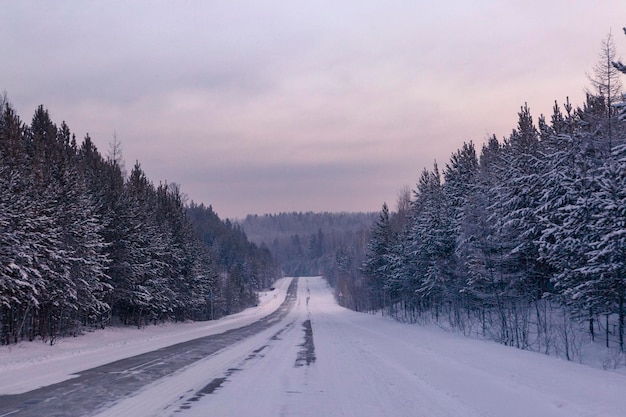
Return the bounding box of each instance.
[2,277,626,416]
[0,280,297,417]
[160,276,626,417]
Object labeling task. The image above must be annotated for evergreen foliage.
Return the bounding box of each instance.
[239,211,376,278]
[0,101,278,344]
[349,31,626,356]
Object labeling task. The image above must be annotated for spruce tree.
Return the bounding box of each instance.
[362,203,394,311]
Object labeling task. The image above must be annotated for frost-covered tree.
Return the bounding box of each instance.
[458,137,507,335]
[577,144,626,351]
[533,100,605,349]
[361,203,394,311]
[109,162,173,326]
[494,105,550,301]
[443,142,479,320]
[0,169,52,343]
[406,164,456,318]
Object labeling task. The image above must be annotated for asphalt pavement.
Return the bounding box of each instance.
[0,279,297,417]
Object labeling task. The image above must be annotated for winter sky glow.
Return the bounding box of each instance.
[2,1,626,218]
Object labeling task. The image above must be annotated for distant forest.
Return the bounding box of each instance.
[339,31,626,362]
[239,211,377,277]
[0,95,278,345]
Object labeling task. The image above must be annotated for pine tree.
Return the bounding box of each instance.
[493,105,550,302]
[577,145,626,351]
[405,164,456,319]
[443,142,479,324]
[460,137,506,336]
[534,100,603,344]
[0,168,50,343]
[112,162,173,326]
[362,203,394,311]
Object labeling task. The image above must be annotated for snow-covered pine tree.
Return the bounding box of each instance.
[406,164,455,320]
[459,136,510,339]
[362,203,394,312]
[155,181,198,321]
[23,106,79,343]
[0,168,49,344]
[111,162,174,327]
[57,164,111,332]
[487,105,551,348]
[577,144,626,351]
[536,100,604,342]
[443,142,479,328]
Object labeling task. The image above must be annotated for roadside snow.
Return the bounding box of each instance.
[166,276,626,417]
[3,276,626,417]
[0,277,292,395]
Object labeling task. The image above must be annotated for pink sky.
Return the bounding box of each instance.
[2,1,626,218]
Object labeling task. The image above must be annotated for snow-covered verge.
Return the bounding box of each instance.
[129,276,626,417]
[0,277,293,395]
[185,277,626,417]
[95,277,626,417]
[3,276,626,417]
[379,302,626,373]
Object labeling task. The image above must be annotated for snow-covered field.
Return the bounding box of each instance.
[3,276,626,417]
[0,277,293,395]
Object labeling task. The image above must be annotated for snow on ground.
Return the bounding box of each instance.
[95,277,626,417]
[0,277,293,395]
[4,276,626,417]
[163,277,626,417]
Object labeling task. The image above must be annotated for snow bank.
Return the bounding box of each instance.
[0,277,292,395]
[170,276,626,417]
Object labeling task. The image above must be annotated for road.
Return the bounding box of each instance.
[158,276,489,417]
[2,276,625,417]
[0,280,297,417]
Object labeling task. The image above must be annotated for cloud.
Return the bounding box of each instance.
[180,158,397,218]
[2,0,625,218]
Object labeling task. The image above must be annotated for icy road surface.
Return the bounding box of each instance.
[157,277,626,417]
[3,276,626,417]
[0,278,295,416]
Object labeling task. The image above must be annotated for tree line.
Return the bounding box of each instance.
[0,96,278,345]
[239,211,376,277]
[344,31,626,361]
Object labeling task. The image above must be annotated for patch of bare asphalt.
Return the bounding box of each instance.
[295,319,316,367]
[0,279,298,417]
[172,318,316,414]
[172,320,298,414]
[271,320,295,340]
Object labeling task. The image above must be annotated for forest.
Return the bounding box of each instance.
[3,29,626,366]
[0,95,279,345]
[239,211,376,277]
[338,32,626,363]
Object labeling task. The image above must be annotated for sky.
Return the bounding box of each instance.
[2,1,626,219]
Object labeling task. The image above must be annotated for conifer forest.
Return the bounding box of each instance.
[2,29,626,367]
[0,96,278,345]
[344,31,626,360]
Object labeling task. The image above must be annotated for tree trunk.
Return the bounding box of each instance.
[619,295,624,352]
[589,308,595,342]
[606,314,610,348]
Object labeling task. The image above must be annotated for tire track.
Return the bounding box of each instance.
[0,279,298,417]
